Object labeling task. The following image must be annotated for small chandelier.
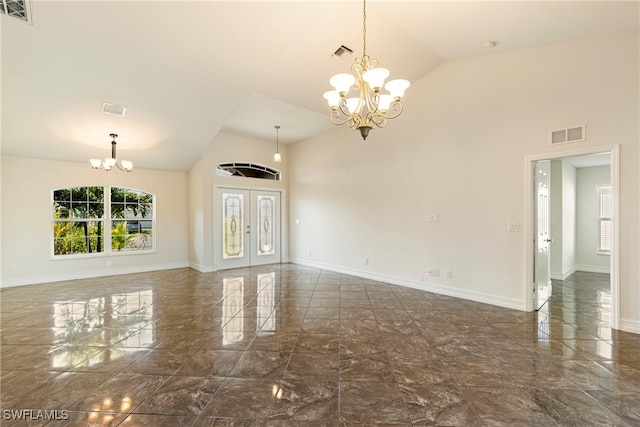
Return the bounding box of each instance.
[273,125,282,163]
[90,133,133,172]
[323,0,410,140]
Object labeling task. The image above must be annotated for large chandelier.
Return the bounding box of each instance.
[323,0,410,140]
[89,133,133,172]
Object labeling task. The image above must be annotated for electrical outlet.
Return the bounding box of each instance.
[507,222,520,232]
[427,268,439,277]
[106,260,112,267]
[427,214,439,223]
[364,258,369,265]
[444,270,452,279]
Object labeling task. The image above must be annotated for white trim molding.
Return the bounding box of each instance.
[574,265,611,274]
[290,258,524,311]
[619,318,640,335]
[0,262,189,288]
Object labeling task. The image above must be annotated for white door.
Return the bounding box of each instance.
[534,160,552,310]
[217,188,281,270]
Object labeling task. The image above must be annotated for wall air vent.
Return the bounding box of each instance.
[550,125,585,145]
[101,102,127,117]
[1,0,32,23]
[332,45,353,62]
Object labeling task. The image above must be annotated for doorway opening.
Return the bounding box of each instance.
[525,145,619,329]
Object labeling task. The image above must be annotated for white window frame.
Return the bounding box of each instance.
[598,186,612,255]
[52,186,156,259]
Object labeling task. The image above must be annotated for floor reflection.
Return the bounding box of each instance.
[51,290,154,368]
[222,276,244,345]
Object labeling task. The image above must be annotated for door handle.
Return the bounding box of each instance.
[544,238,553,243]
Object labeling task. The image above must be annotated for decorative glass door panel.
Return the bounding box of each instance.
[217,188,281,269]
[222,193,244,259]
[534,160,552,310]
[257,195,275,256]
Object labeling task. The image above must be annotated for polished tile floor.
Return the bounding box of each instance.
[1,265,639,426]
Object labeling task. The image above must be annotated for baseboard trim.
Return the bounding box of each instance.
[575,264,610,274]
[290,258,524,311]
[189,263,215,273]
[0,262,190,288]
[619,318,640,334]
[551,266,578,281]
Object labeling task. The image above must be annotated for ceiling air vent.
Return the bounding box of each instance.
[550,125,585,145]
[332,45,353,62]
[101,102,127,117]
[1,0,32,23]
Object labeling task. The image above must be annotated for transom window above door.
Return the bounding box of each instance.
[217,162,280,181]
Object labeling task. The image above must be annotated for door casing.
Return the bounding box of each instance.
[524,145,620,328]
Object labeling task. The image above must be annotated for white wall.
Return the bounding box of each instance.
[561,161,578,279]
[562,161,578,278]
[1,156,189,287]
[188,132,288,273]
[288,32,639,331]
[576,166,611,272]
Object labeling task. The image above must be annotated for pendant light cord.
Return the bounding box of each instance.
[362,0,367,58]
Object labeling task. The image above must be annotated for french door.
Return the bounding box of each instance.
[216,188,281,269]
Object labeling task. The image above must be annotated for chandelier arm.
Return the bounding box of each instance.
[329,109,358,127]
[336,100,354,119]
[348,110,363,129]
[352,59,366,80]
[378,101,404,120]
[369,114,387,128]
[363,86,377,116]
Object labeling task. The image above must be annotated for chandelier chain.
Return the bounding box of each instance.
[362,0,367,58]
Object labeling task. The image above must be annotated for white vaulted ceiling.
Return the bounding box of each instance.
[2,1,638,171]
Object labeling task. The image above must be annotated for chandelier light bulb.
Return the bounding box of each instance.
[346,98,361,114]
[362,67,389,91]
[330,73,356,96]
[121,160,134,172]
[378,94,393,113]
[385,79,411,99]
[323,91,341,109]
